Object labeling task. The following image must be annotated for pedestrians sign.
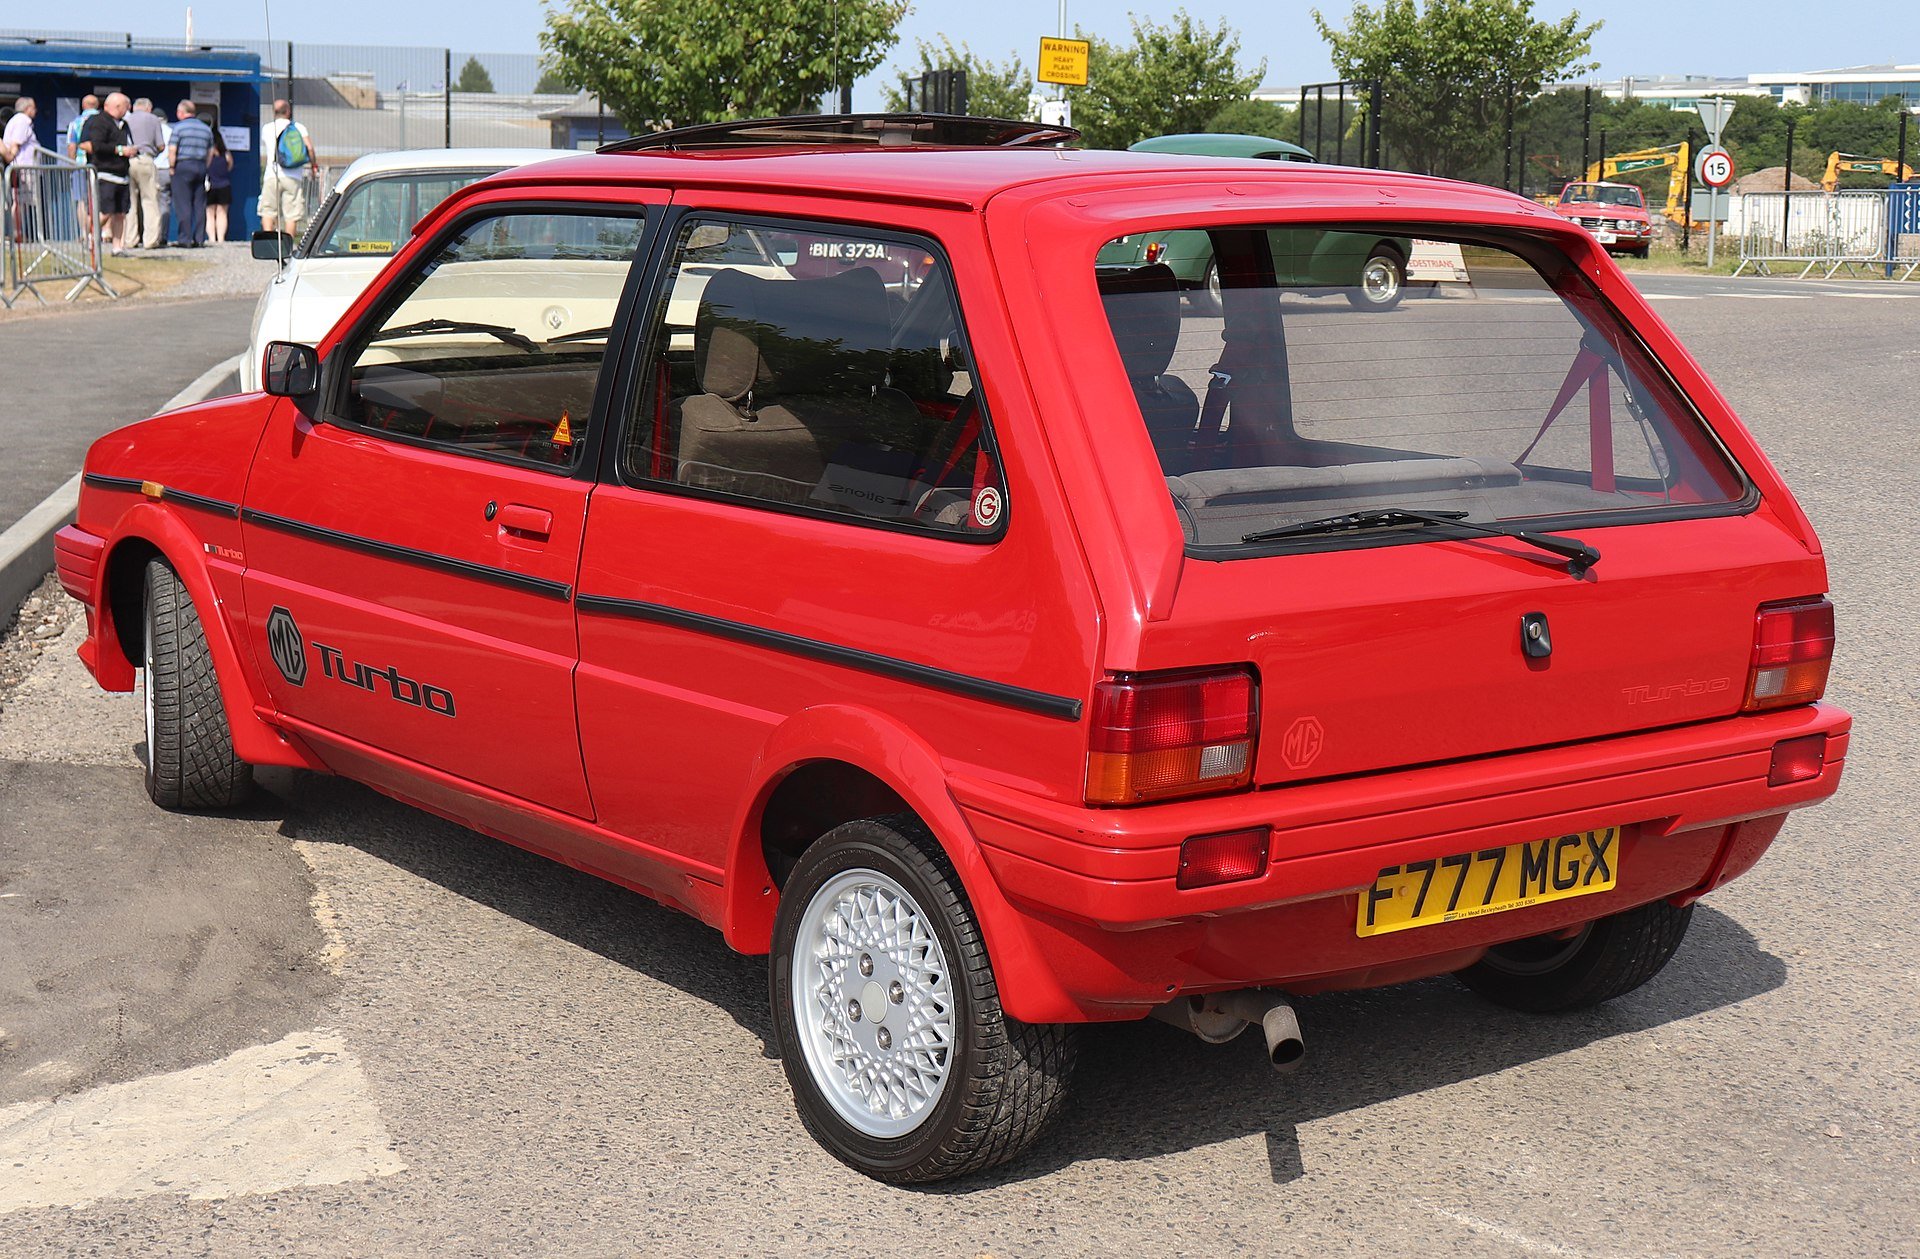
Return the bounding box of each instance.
[1038,37,1090,87]
[1697,145,1735,189]
[1696,98,1734,143]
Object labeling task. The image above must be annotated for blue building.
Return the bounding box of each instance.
[0,37,268,238]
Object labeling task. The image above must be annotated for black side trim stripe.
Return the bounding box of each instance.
[575,594,1084,722]
[83,473,240,518]
[241,508,573,601]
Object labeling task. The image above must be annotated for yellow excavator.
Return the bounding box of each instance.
[1585,142,1692,221]
[1821,152,1916,192]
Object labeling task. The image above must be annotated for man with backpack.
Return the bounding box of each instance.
[259,98,315,239]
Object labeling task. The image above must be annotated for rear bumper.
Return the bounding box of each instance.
[955,705,1849,1019]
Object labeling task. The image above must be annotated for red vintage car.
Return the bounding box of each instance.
[56,115,1847,1183]
[1555,180,1657,257]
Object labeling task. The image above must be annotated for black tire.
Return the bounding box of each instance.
[769,814,1076,1183]
[1187,258,1223,317]
[1633,244,1652,259]
[142,559,253,810]
[1346,245,1407,310]
[1456,899,1693,1013]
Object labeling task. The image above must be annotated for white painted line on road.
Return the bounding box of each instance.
[0,1028,404,1213]
[1641,294,1701,300]
[1425,1206,1591,1257]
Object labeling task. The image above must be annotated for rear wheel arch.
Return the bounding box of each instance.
[722,706,1079,1023]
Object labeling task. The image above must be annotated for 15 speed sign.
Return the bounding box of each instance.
[1697,146,1735,189]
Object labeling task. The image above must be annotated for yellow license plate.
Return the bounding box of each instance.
[1356,828,1619,937]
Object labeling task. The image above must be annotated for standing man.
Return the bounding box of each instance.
[81,93,136,255]
[259,99,314,240]
[2,95,39,166]
[67,93,100,242]
[3,97,42,241]
[167,101,215,248]
[259,98,311,240]
[123,97,167,249]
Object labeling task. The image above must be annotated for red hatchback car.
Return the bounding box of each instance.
[57,116,1847,1183]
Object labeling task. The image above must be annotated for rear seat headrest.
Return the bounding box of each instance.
[696,266,893,402]
[1097,262,1183,381]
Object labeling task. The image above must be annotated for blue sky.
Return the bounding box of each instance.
[48,1,1920,102]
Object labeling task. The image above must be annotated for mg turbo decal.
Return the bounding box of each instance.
[264,607,456,716]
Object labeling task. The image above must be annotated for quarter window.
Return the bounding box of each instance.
[339,208,644,469]
[624,218,1006,536]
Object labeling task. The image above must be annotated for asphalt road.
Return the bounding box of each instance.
[0,280,1915,1255]
[0,297,254,528]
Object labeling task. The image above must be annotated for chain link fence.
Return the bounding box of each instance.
[2,152,114,306]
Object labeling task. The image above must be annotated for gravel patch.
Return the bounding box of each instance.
[117,240,272,300]
[0,573,78,719]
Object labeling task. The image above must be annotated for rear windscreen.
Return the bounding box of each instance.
[1094,228,1748,551]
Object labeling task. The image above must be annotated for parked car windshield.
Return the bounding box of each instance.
[1561,185,1644,208]
[308,169,503,258]
[1095,227,1748,552]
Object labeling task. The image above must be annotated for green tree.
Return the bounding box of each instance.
[541,0,907,129]
[534,65,574,95]
[1313,0,1600,178]
[1064,12,1265,150]
[882,38,1034,119]
[1206,97,1299,141]
[456,56,496,94]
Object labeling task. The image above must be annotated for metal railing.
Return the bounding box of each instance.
[1733,189,1910,279]
[1,154,117,307]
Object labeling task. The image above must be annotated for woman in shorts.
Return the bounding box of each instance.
[204,128,234,243]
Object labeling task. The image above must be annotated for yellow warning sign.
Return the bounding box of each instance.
[1038,37,1090,87]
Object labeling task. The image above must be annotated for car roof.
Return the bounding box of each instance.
[334,147,581,193]
[475,146,1540,217]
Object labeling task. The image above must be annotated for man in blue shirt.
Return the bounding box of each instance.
[166,100,215,247]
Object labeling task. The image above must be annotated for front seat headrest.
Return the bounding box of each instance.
[1096,262,1183,381]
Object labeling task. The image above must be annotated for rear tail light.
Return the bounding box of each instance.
[1144,240,1167,264]
[1744,597,1834,712]
[1085,666,1257,806]
[1768,734,1828,786]
[1177,827,1270,889]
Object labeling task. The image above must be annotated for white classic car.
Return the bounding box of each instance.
[243,148,566,391]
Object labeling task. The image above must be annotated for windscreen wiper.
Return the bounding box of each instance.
[544,325,614,344]
[369,317,536,351]
[1241,508,1600,577]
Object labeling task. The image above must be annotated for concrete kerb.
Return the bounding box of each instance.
[0,353,242,624]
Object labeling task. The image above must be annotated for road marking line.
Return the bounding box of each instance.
[1425,1206,1591,1257]
[1641,294,1700,300]
[0,1028,404,1213]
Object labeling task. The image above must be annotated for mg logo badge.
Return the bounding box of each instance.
[267,606,307,686]
[1280,716,1325,770]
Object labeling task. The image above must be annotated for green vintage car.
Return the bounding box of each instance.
[1097,133,1414,313]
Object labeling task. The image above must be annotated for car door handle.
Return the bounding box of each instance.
[495,503,554,544]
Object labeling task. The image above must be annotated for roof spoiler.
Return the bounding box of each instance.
[602,112,1080,154]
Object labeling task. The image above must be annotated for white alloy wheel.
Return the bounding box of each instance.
[143,612,157,760]
[789,866,957,1138]
[1359,253,1402,305]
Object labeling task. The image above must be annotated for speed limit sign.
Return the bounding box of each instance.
[1698,145,1735,188]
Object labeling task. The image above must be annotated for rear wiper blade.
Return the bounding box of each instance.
[369,317,536,351]
[1242,508,1600,577]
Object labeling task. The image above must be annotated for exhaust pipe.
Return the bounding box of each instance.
[1147,989,1306,1072]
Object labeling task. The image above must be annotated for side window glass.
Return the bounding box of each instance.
[339,209,644,469]
[624,218,1006,536]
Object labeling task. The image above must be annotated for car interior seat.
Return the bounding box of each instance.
[678,266,934,513]
[1096,263,1201,473]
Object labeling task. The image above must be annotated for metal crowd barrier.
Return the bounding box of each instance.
[1889,184,1920,281]
[1734,189,1910,279]
[1,153,117,307]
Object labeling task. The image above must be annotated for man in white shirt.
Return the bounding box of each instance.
[259,98,315,237]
